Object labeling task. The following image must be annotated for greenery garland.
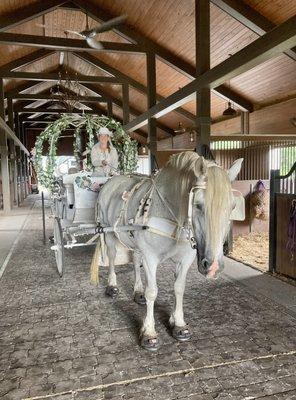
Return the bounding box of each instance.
[34,113,138,190]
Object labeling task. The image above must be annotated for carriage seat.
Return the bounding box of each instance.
[62,171,109,224]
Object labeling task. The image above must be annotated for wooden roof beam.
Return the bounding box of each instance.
[8,93,108,103]
[0,0,67,32]
[81,82,175,137]
[123,15,296,132]
[1,71,125,84]
[17,108,101,115]
[5,82,46,98]
[211,0,296,61]
[0,49,54,74]
[74,52,196,122]
[0,32,144,53]
[72,0,253,111]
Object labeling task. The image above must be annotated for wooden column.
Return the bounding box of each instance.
[146,51,157,172]
[15,114,24,202]
[195,0,211,155]
[8,98,19,205]
[107,100,113,118]
[21,122,28,197]
[0,78,11,213]
[122,83,130,125]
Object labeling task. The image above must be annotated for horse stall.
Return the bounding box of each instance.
[270,162,296,279]
[209,139,296,274]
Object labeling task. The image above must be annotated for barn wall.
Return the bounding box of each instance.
[158,99,296,151]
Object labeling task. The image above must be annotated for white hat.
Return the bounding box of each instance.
[98,127,113,136]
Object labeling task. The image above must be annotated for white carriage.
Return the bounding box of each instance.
[50,171,143,277]
[50,172,109,276]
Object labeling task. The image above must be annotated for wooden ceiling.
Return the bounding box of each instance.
[0,0,295,142]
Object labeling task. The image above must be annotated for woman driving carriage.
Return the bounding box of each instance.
[91,127,119,177]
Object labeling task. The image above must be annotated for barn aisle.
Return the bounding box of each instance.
[1,196,296,400]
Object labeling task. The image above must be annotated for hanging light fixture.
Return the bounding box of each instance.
[223,101,237,116]
[50,32,84,112]
[138,144,148,155]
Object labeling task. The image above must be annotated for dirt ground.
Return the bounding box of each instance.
[230,232,269,272]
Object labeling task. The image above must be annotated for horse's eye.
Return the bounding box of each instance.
[195,203,203,211]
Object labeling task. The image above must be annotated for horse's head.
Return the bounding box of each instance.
[191,156,243,279]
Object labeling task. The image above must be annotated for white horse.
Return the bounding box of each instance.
[96,151,243,351]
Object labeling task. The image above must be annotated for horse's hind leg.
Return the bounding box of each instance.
[169,258,193,342]
[105,233,119,298]
[133,251,146,305]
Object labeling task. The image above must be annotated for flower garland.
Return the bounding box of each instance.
[34,114,138,190]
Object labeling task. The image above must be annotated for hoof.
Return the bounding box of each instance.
[172,325,191,342]
[140,335,160,352]
[105,285,119,298]
[134,292,146,305]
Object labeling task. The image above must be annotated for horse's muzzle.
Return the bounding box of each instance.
[198,258,223,279]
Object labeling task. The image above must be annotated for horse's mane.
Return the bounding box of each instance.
[163,151,232,259]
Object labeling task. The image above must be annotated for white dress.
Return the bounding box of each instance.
[90,143,119,176]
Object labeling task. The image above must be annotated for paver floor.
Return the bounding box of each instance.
[1,196,296,400]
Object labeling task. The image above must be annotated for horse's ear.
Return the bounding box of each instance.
[228,158,243,182]
[194,156,207,177]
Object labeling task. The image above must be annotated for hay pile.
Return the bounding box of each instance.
[230,232,269,272]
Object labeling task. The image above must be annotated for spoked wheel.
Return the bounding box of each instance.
[53,217,64,277]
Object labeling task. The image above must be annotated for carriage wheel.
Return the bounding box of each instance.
[53,217,64,277]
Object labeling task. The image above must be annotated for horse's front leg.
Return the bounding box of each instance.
[105,234,119,298]
[169,256,194,342]
[133,251,146,305]
[140,254,159,351]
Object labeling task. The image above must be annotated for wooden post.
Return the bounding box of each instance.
[122,83,130,125]
[0,78,11,213]
[269,169,280,273]
[15,114,24,202]
[8,98,19,205]
[195,0,211,155]
[146,51,157,172]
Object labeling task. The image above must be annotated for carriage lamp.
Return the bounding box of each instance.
[189,130,195,142]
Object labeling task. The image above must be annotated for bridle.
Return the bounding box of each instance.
[186,184,206,250]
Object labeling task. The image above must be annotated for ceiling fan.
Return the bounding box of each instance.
[65,14,127,50]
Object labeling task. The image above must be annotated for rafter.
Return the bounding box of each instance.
[123,15,296,132]
[211,0,296,61]
[9,93,108,103]
[80,82,175,137]
[72,0,253,111]
[1,71,125,84]
[17,107,99,115]
[0,0,67,32]
[0,49,54,74]
[74,52,196,122]
[0,32,144,53]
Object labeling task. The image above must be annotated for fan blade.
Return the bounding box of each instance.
[86,37,104,50]
[64,30,85,38]
[81,15,127,38]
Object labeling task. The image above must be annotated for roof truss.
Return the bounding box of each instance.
[124,14,296,132]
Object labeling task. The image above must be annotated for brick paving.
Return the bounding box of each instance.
[1,196,296,400]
